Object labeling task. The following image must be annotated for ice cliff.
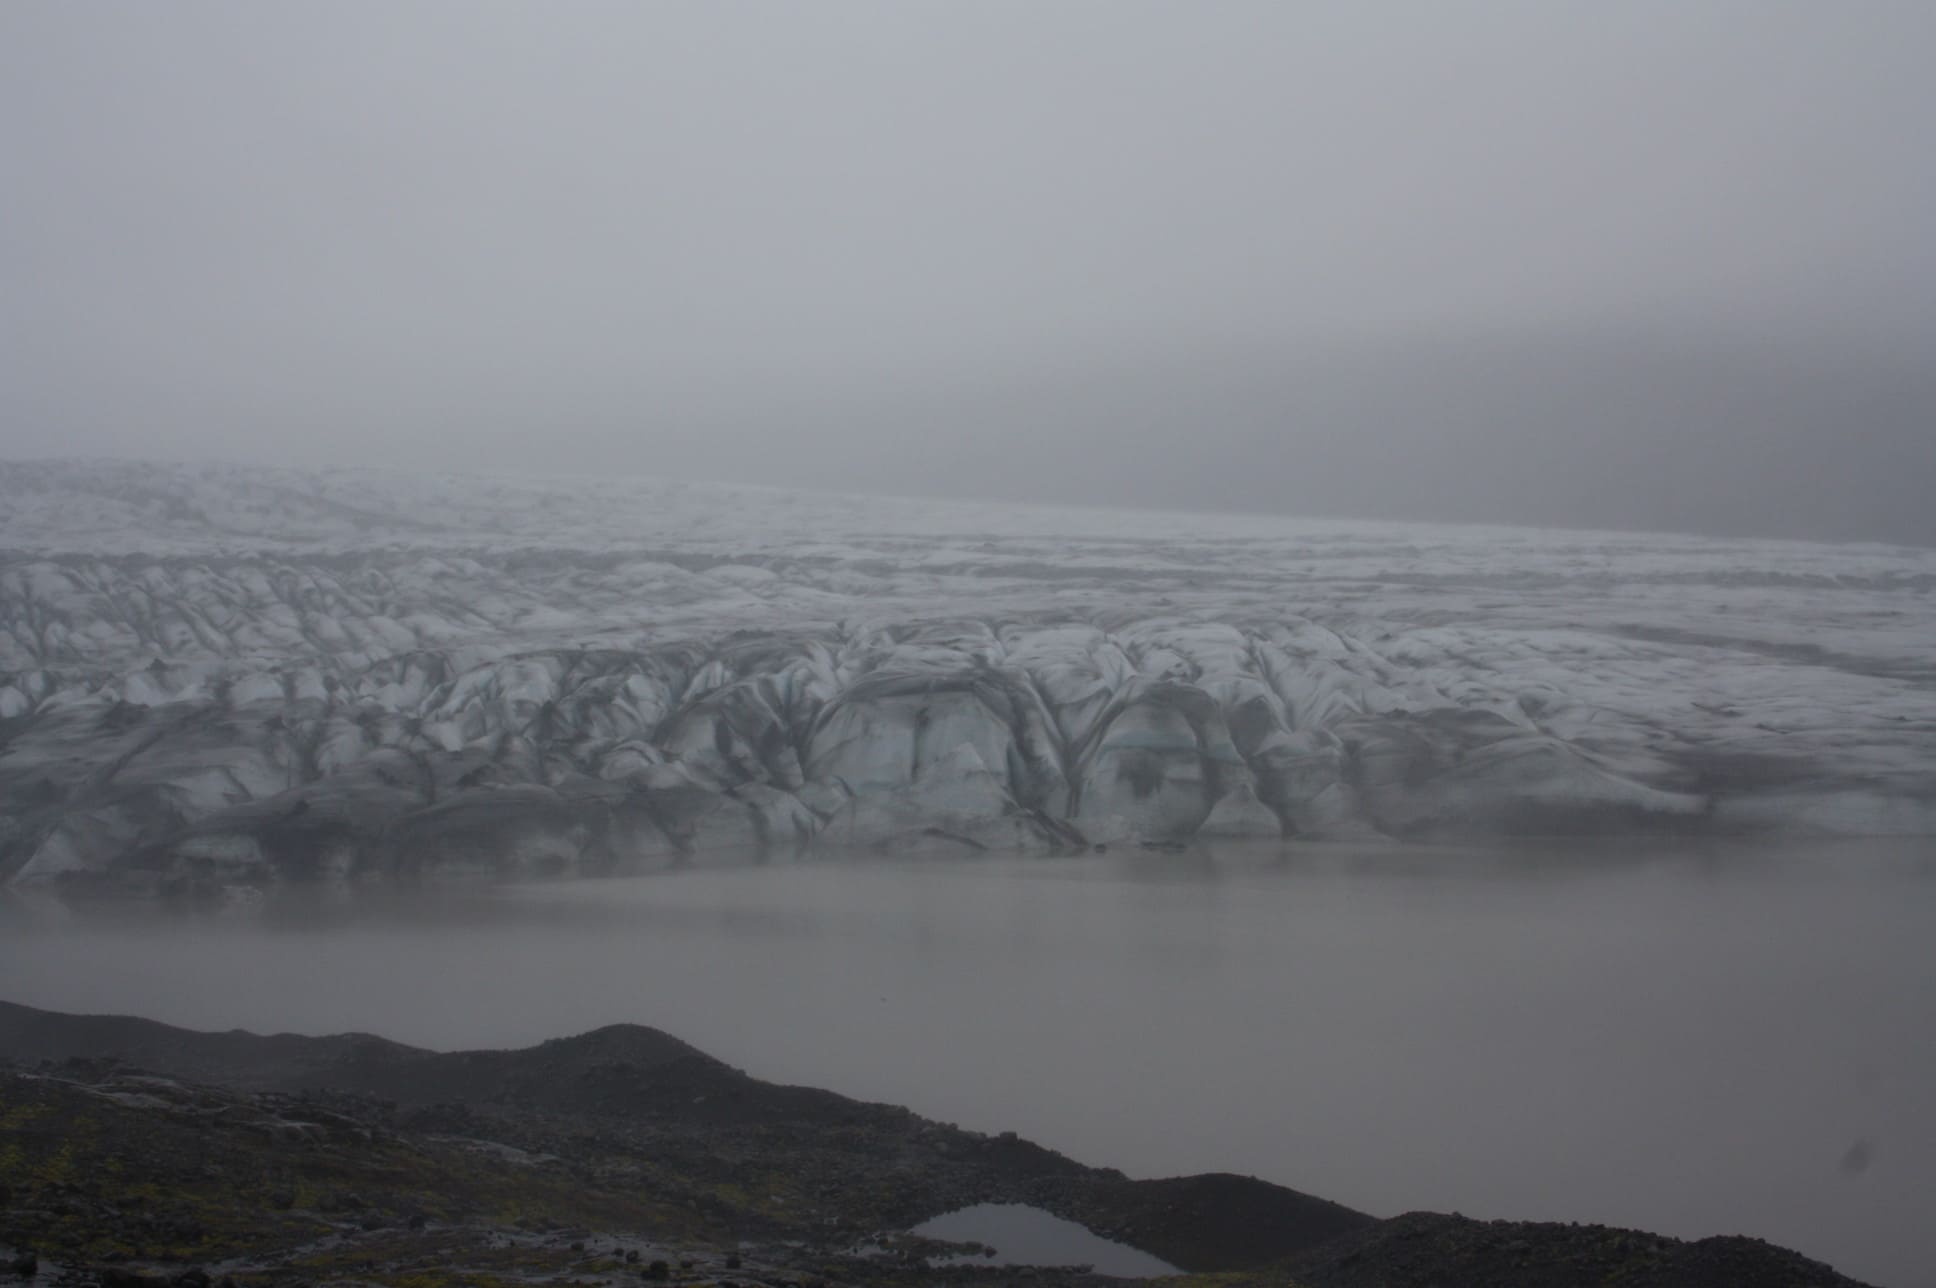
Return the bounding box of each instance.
[3,460,1932,895]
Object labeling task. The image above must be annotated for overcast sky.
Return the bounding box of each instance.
[3,2,1932,544]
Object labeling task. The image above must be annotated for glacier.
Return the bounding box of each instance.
[2,458,1932,897]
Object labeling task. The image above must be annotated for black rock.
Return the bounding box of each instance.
[98,1270,153,1288]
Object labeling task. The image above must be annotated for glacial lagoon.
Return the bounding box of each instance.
[3,838,1932,1287]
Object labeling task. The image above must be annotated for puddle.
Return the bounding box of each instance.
[910,1204,1178,1277]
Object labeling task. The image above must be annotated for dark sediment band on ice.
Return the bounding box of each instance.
[5,460,1934,896]
[2,621,1913,898]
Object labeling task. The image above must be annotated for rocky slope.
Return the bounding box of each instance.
[0,998,1371,1279]
[0,1001,1878,1288]
[4,460,1934,896]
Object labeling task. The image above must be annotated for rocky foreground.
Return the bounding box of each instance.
[0,1000,1877,1288]
[4,460,1935,900]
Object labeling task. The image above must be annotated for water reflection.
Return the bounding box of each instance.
[911,1204,1178,1277]
[2,837,1932,1288]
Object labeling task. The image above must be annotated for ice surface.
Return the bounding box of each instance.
[2,460,1932,894]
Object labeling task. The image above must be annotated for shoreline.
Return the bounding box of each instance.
[0,999,1879,1288]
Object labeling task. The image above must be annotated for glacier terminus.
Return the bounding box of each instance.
[3,459,1933,898]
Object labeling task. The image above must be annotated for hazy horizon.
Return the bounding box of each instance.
[9,421,1934,554]
[5,14,1934,1284]
[4,3,1934,545]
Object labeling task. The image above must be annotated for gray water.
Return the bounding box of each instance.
[2,838,1932,1288]
[910,1203,1178,1276]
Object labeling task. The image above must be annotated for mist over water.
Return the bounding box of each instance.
[4,8,1934,1288]
[4,839,1932,1288]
